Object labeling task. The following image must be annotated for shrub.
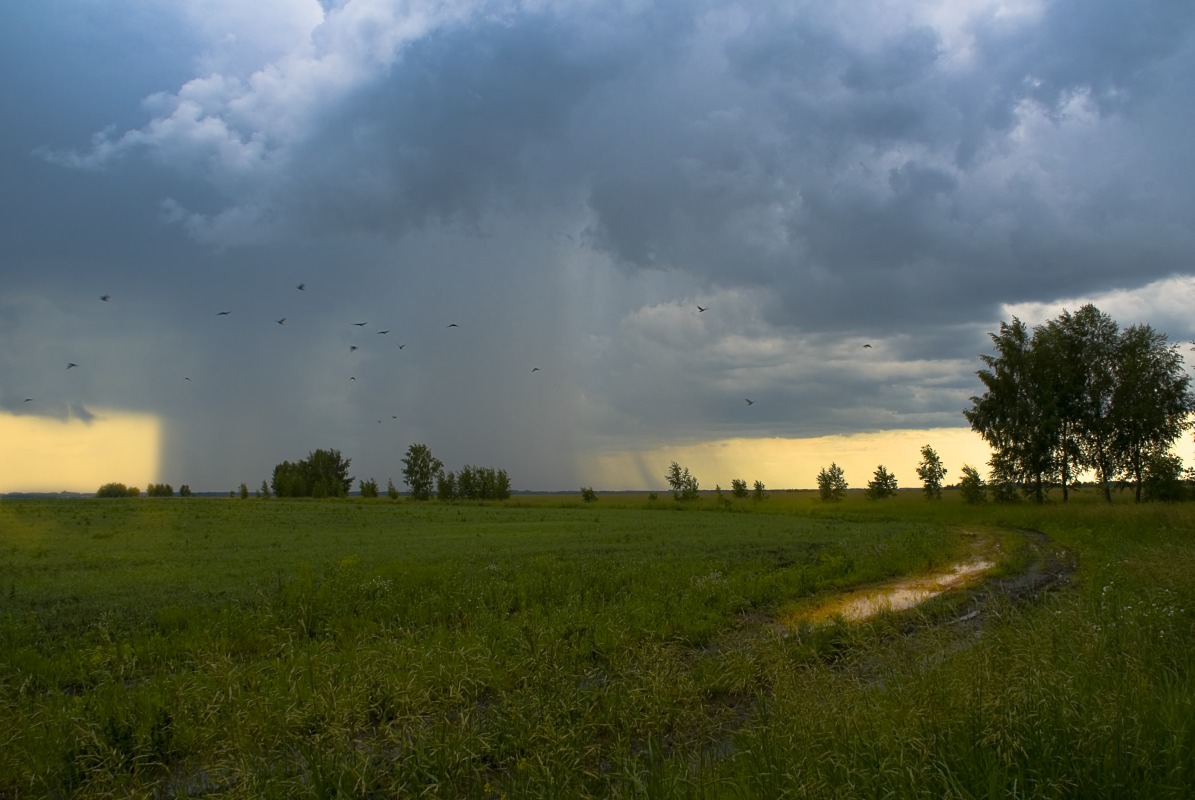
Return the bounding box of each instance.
[958,465,987,504]
[580,487,598,503]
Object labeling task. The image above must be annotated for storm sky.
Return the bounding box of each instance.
[3,0,1195,492]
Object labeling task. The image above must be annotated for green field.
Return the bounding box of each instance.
[2,492,1193,798]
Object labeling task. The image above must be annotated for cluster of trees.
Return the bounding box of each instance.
[96,482,141,498]
[965,305,1192,503]
[146,483,174,497]
[271,449,354,498]
[437,465,512,501]
[400,443,511,501]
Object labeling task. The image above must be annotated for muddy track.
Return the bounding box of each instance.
[945,528,1077,625]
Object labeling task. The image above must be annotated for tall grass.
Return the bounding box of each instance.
[1,492,1192,797]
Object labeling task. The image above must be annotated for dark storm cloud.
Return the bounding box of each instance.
[5,0,1195,490]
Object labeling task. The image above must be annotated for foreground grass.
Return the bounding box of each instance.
[0,493,1192,797]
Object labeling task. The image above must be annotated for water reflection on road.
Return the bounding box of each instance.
[794,559,995,624]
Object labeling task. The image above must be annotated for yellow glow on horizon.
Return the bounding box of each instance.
[586,427,1195,491]
[0,409,160,493]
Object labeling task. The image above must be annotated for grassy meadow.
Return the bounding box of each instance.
[1,491,1193,798]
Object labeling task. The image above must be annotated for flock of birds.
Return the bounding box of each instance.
[21,291,877,412]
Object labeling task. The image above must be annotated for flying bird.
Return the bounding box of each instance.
[447,323,459,328]
[697,305,707,312]
[397,344,406,350]
[744,398,754,406]
[350,346,359,352]
[276,318,286,325]
[296,283,305,291]
[862,344,872,348]
[24,398,33,403]
[377,330,389,335]
[67,363,78,369]
[217,311,231,316]
[353,322,368,327]
[531,367,540,372]
[350,376,356,381]
[100,294,111,302]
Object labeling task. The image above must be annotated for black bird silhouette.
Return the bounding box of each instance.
[350,346,359,352]
[276,318,287,325]
[862,343,872,348]
[397,344,406,350]
[377,330,389,334]
[353,322,368,327]
[744,398,754,406]
[532,367,540,372]
[697,305,707,312]
[24,398,33,402]
[297,283,305,291]
[350,376,356,381]
[392,415,397,419]
[67,363,78,369]
[217,311,231,316]
[100,294,111,302]
[185,377,191,381]
[447,323,460,328]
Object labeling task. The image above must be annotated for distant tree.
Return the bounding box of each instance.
[239,482,249,500]
[958,465,987,504]
[665,461,699,501]
[731,479,748,499]
[752,480,766,501]
[865,465,898,500]
[258,480,271,499]
[437,470,457,501]
[96,482,130,498]
[457,465,477,500]
[146,482,174,497]
[179,484,193,497]
[402,443,442,501]
[127,486,140,497]
[816,463,847,502]
[359,478,379,498]
[580,486,598,502]
[915,445,947,500]
[1142,451,1186,503]
[387,478,399,501]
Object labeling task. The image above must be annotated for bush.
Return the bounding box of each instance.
[1143,452,1186,502]
[958,465,987,504]
[731,479,748,499]
[179,485,192,497]
[753,480,766,501]
[146,483,174,497]
[359,478,379,499]
[580,487,598,503]
[96,483,135,498]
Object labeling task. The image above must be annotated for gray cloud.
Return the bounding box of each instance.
[5,0,1195,490]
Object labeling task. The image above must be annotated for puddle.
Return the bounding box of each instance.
[789,559,995,625]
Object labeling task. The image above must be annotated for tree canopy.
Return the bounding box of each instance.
[271,448,354,498]
[965,305,1192,502]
